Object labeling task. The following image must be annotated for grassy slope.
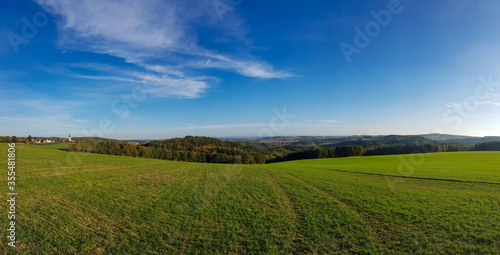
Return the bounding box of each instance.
[19,143,69,151]
[0,144,499,254]
[273,152,500,183]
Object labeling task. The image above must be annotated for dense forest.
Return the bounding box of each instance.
[66,136,368,164]
[269,145,364,162]
[363,143,470,156]
[474,141,500,151]
[68,136,279,164]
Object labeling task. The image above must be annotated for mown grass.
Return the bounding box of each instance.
[0,143,499,254]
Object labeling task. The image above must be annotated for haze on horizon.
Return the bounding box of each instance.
[1,0,500,140]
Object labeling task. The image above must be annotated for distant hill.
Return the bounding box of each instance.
[416,134,500,147]
[232,135,437,149]
[319,135,437,149]
[72,137,117,142]
[441,136,500,147]
[119,139,152,144]
[141,136,286,163]
[228,134,500,149]
[419,133,475,141]
[75,134,500,147]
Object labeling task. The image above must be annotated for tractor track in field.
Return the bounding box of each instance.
[306,167,500,186]
[263,167,305,252]
[266,167,381,253]
[278,169,371,223]
[276,168,427,251]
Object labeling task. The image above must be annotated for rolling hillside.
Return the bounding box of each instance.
[1,143,499,254]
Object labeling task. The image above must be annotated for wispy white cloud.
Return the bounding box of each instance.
[321,120,338,123]
[445,102,463,109]
[180,50,294,79]
[479,101,500,107]
[43,62,211,99]
[34,0,294,98]
[446,101,500,108]
[136,73,209,98]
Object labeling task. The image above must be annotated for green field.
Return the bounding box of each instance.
[1,143,499,254]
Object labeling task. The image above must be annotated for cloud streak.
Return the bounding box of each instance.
[446,101,500,109]
[34,0,293,98]
[321,120,338,123]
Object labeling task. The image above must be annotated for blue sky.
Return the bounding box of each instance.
[1,0,500,139]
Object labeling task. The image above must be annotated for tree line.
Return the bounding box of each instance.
[363,143,471,156]
[67,137,368,164]
[1,136,25,143]
[270,145,365,162]
[474,141,500,151]
[0,135,66,144]
[68,136,279,164]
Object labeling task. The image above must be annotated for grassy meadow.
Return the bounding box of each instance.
[1,143,499,254]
